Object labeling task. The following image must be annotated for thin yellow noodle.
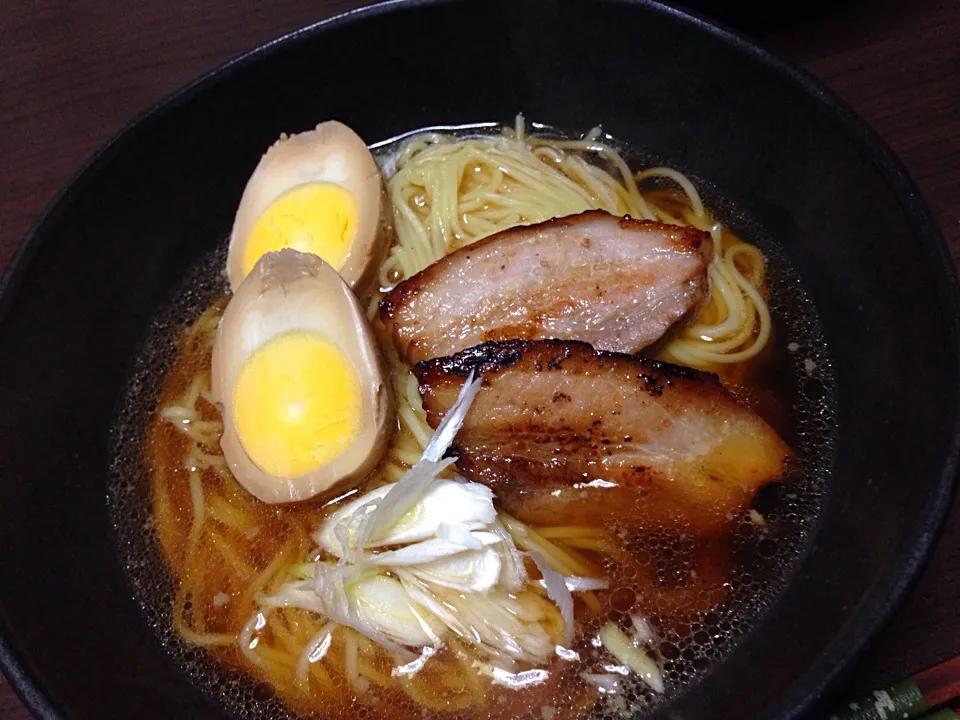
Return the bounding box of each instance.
[635,167,706,218]
[238,611,269,670]
[257,644,298,671]
[184,420,222,433]
[206,494,255,532]
[153,477,172,537]
[398,403,432,448]
[529,137,653,219]
[581,591,602,614]
[556,537,615,552]
[177,426,220,447]
[682,207,713,234]
[690,263,746,340]
[389,445,422,466]
[561,159,622,210]
[383,462,406,483]
[534,595,566,640]
[401,673,473,712]
[438,664,469,690]
[286,622,338,699]
[647,200,686,226]
[171,583,236,648]
[160,405,194,422]
[730,242,766,286]
[404,372,427,410]
[219,474,250,505]
[186,470,205,554]
[449,638,486,708]
[190,576,211,635]
[182,375,203,410]
[344,629,361,690]
[533,526,609,540]
[578,163,634,211]
[392,432,423,453]
[173,625,236,648]
[358,655,395,687]
[270,615,305,656]
[501,514,599,577]
[194,451,228,469]
[208,529,253,580]
[289,523,313,567]
[507,523,579,575]
[669,251,772,365]
[306,654,337,695]
[236,538,296,614]
[543,540,601,577]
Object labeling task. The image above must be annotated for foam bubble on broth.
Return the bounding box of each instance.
[109,124,836,720]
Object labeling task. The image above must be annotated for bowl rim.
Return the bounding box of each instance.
[1,1,957,718]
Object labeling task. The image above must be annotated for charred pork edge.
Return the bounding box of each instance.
[411,339,721,389]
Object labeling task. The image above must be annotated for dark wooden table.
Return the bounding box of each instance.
[1,0,957,716]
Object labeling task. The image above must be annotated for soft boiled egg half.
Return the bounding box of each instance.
[212,249,393,504]
[227,121,386,293]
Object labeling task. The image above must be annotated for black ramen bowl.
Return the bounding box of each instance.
[0,1,957,718]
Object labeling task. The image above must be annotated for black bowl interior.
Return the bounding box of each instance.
[0,1,956,718]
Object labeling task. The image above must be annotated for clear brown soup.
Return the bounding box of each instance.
[110,149,835,720]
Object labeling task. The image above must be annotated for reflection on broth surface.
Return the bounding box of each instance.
[110,121,835,720]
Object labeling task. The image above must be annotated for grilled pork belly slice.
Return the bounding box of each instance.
[413,340,790,533]
[380,210,712,365]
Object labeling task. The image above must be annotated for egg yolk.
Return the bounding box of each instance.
[232,330,362,478]
[242,183,359,279]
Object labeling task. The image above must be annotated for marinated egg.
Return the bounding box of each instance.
[227,120,386,293]
[212,249,393,503]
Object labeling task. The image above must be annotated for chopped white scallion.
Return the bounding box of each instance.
[312,564,416,659]
[421,371,481,462]
[562,576,609,592]
[582,673,622,694]
[238,610,268,668]
[529,552,574,647]
[598,622,665,693]
[630,614,655,645]
[315,479,495,555]
[492,519,527,591]
[487,666,551,689]
[288,562,315,580]
[391,645,437,678]
[348,574,439,648]
[366,532,501,566]
[436,520,487,549]
[254,369,605,677]
[354,372,481,553]
[406,547,503,593]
